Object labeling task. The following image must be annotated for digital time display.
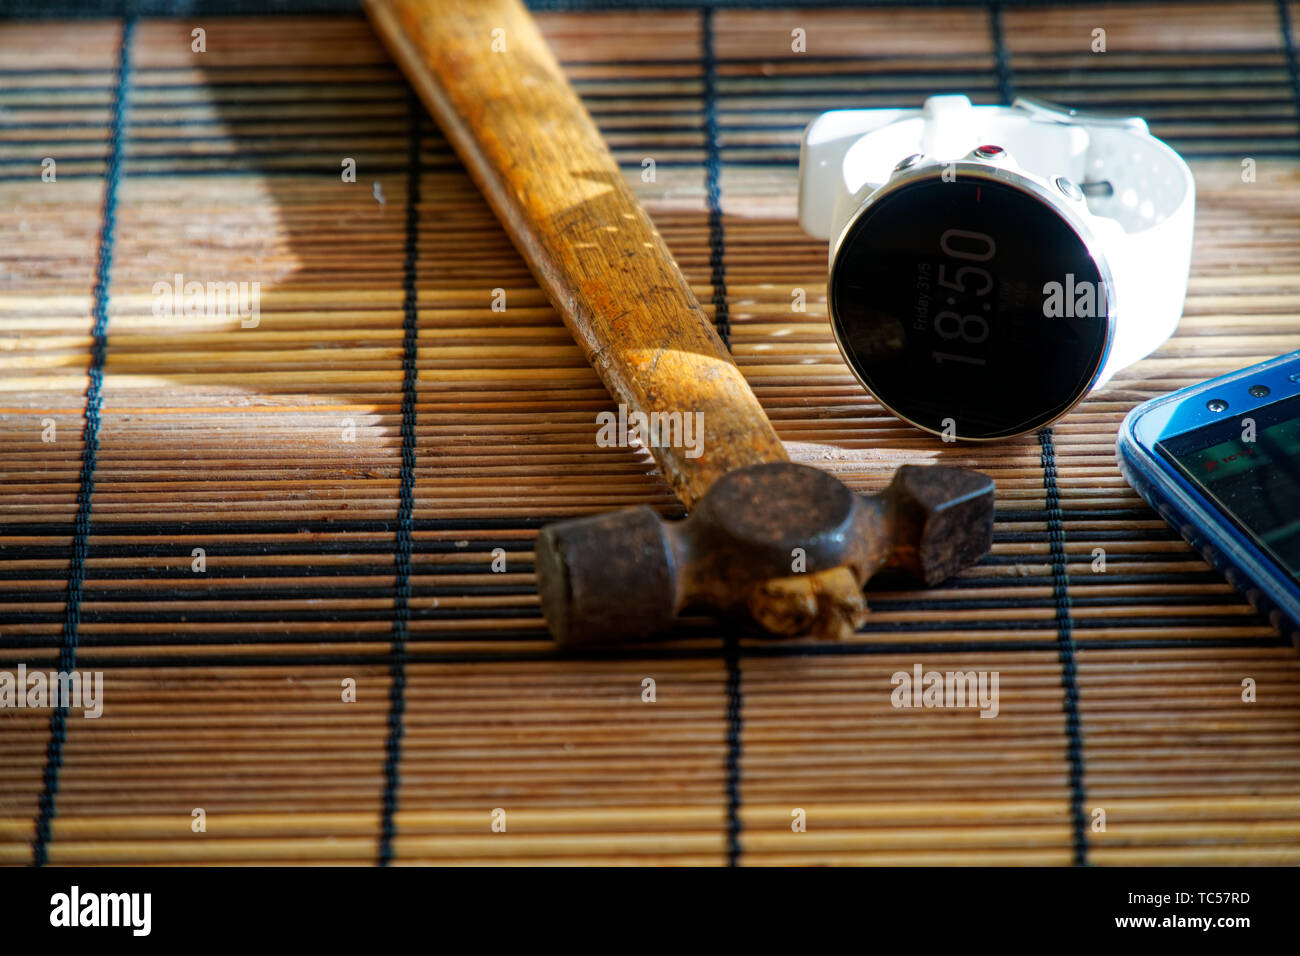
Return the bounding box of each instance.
[829,175,1110,440]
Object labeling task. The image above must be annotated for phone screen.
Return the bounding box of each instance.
[1156,392,1300,582]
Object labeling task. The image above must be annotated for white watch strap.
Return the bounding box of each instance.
[799,95,1195,384]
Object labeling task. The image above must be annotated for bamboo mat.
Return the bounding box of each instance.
[2,2,1300,866]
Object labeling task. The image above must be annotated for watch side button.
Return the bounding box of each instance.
[893,153,925,172]
[1055,176,1084,201]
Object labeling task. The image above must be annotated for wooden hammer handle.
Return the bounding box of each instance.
[365,0,788,509]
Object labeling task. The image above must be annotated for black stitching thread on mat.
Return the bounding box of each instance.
[0,504,1179,537]
[29,17,133,869]
[0,613,1266,643]
[2,1,1258,15]
[5,633,1288,674]
[0,600,1247,627]
[989,1,1015,104]
[702,7,742,866]
[1280,0,1300,133]
[1039,428,1088,865]
[2,589,1240,613]
[702,6,730,349]
[723,634,744,865]
[6,141,1293,185]
[378,95,421,868]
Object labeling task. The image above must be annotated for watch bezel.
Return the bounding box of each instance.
[826,160,1120,441]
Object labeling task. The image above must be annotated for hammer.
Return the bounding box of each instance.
[366,0,996,645]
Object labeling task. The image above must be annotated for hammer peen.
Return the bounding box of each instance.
[366,0,996,646]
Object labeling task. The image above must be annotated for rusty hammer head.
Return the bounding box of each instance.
[535,462,994,646]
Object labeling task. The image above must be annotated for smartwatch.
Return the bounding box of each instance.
[798,95,1195,440]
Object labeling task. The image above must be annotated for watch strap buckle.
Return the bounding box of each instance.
[1012,95,1148,133]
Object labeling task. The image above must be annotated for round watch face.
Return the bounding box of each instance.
[829,173,1111,440]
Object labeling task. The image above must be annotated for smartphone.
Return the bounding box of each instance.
[1117,350,1300,649]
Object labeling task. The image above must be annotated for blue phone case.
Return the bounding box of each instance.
[1117,350,1300,650]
